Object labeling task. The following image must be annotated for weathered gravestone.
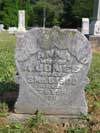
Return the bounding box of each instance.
[8,27,18,34]
[18,10,25,32]
[0,24,4,31]
[15,27,92,117]
[90,0,100,35]
[82,18,89,35]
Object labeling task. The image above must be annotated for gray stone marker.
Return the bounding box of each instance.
[18,10,25,32]
[15,27,92,117]
[0,24,4,31]
[90,0,100,35]
[82,18,89,35]
[8,27,18,34]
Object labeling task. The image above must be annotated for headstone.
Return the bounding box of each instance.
[15,27,92,117]
[0,24,4,31]
[90,0,100,35]
[82,18,89,35]
[8,27,18,34]
[18,10,25,32]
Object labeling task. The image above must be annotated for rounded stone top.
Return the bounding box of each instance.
[15,27,92,65]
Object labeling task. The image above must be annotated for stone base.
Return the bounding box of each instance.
[7,113,87,123]
[89,35,100,50]
[18,27,26,32]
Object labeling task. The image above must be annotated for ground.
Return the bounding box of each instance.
[0,31,100,133]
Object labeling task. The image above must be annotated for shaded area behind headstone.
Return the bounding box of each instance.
[0,82,19,112]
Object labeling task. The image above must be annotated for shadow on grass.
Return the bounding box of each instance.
[0,82,19,112]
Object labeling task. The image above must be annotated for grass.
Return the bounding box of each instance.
[0,31,16,92]
[86,52,100,93]
[0,31,100,132]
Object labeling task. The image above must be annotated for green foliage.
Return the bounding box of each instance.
[72,0,93,18]
[0,0,33,28]
[79,113,87,120]
[30,0,64,27]
[0,31,16,92]
[27,111,44,127]
[0,31,16,82]
[0,0,18,28]
[0,0,94,28]
[0,102,8,117]
[9,122,23,129]
[61,0,76,28]
[0,122,31,133]
[86,53,100,94]
[66,128,88,133]
[93,101,100,109]
[96,130,100,133]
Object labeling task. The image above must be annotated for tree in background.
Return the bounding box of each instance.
[29,0,64,27]
[60,0,76,28]
[72,0,93,18]
[0,0,94,28]
[0,0,18,28]
[0,0,32,28]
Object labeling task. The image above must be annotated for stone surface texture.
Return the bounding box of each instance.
[15,27,92,116]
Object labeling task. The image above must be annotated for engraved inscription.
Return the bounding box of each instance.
[21,48,80,102]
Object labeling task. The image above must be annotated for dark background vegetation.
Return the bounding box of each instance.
[0,0,94,28]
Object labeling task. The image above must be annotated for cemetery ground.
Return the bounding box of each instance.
[0,31,99,133]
